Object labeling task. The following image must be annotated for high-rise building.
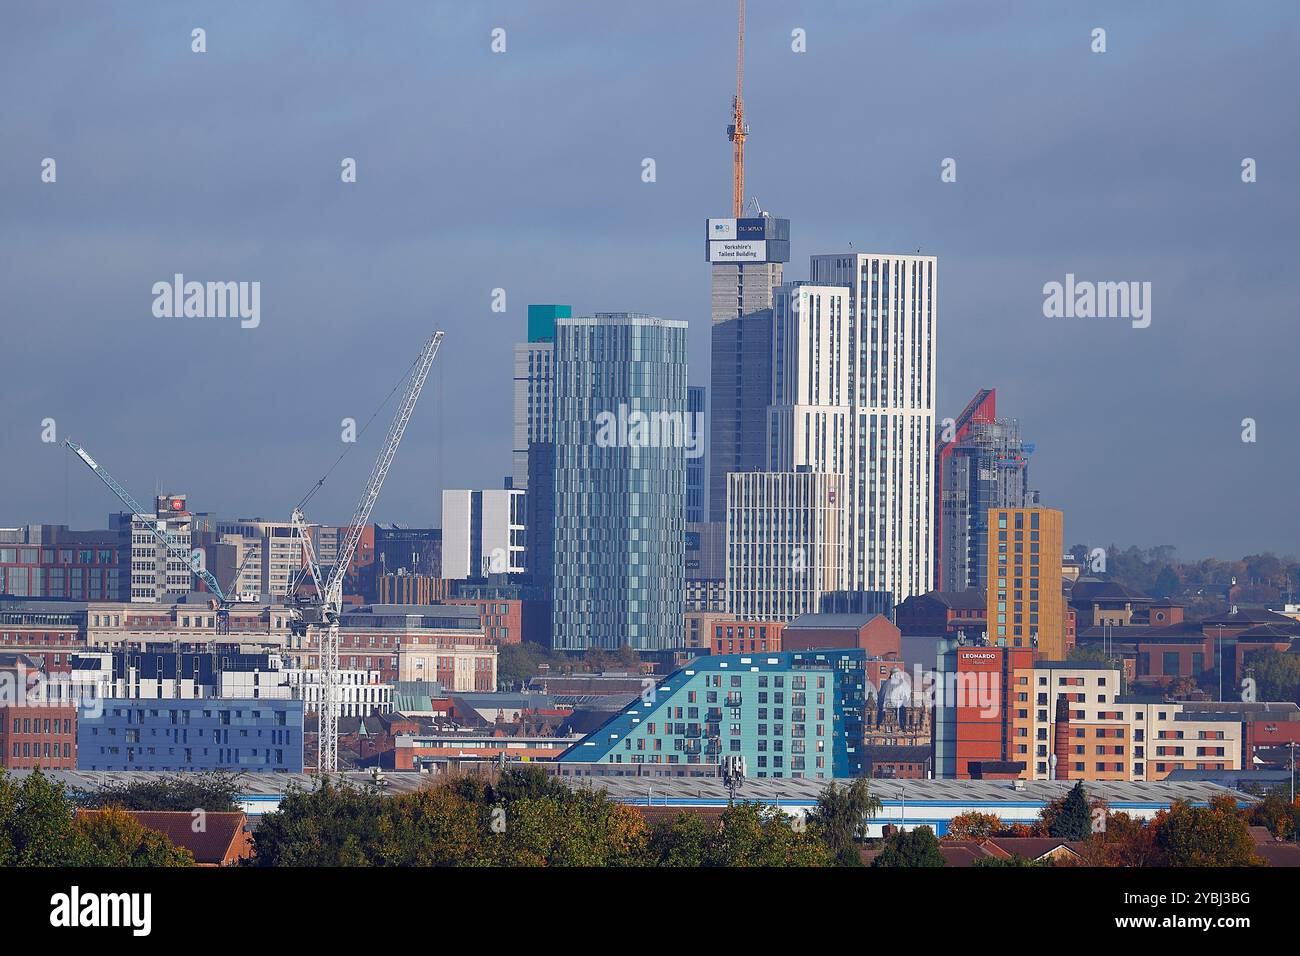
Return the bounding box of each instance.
[707,216,790,522]
[442,489,525,580]
[807,253,938,604]
[686,385,706,524]
[552,313,687,651]
[726,469,845,622]
[985,507,1065,659]
[936,389,1034,593]
[117,495,194,603]
[513,304,568,591]
[721,283,852,623]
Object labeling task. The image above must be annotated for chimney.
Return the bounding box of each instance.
[1053,694,1070,780]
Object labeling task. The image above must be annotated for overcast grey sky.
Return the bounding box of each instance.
[1,1,1297,559]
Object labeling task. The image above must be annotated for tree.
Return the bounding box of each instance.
[1246,649,1300,704]
[1246,788,1299,841]
[646,812,714,867]
[944,812,1005,841]
[1045,782,1093,840]
[872,826,945,867]
[0,768,92,866]
[614,644,640,671]
[487,764,573,807]
[806,779,882,866]
[251,779,385,866]
[1079,812,1164,867]
[375,786,488,866]
[75,807,194,867]
[76,771,242,812]
[583,646,608,673]
[1152,565,1181,599]
[1152,800,1261,867]
[707,802,830,867]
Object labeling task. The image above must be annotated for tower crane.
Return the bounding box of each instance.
[64,440,246,634]
[290,328,444,772]
[727,0,748,217]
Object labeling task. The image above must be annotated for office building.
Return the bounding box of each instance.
[707,215,791,522]
[441,489,526,580]
[513,304,568,591]
[0,525,123,601]
[552,313,688,651]
[936,389,1034,592]
[116,495,194,603]
[806,253,937,603]
[985,507,1065,658]
[725,469,845,622]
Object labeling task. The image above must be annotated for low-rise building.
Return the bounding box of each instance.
[77,698,304,772]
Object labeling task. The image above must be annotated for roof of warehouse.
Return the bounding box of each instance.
[551,776,1251,806]
[10,770,1251,808]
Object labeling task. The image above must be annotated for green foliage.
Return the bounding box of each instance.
[645,812,714,866]
[1153,565,1181,598]
[1046,783,1093,840]
[76,771,243,812]
[250,779,385,866]
[1246,789,1299,841]
[75,807,194,867]
[1154,801,1261,867]
[806,779,882,866]
[1245,649,1300,705]
[872,826,945,867]
[0,768,91,866]
[1,768,194,867]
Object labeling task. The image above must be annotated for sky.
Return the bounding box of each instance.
[1,0,1297,560]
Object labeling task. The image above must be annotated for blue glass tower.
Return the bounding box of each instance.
[552,314,688,650]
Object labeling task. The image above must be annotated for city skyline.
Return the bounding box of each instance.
[2,1,1298,560]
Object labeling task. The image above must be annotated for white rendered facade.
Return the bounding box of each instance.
[807,253,937,603]
[725,469,845,621]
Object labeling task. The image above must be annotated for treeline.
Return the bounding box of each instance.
[250,767,875,866]
[5,768,1296,868]
[1070,545,1299,617]
[923,781,1300,867]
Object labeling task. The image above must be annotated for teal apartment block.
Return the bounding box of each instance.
[558,650,869,778]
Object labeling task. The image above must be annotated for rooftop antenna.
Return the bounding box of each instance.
[727,0,748,217]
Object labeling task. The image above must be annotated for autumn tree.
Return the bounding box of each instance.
[75,807,194,867]
[943,812,1005,841]
[1152,800,1261,867]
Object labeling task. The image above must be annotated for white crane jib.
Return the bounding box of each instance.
[294,328,444,772]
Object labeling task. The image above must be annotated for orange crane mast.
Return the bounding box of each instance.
[727,0,748,217]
